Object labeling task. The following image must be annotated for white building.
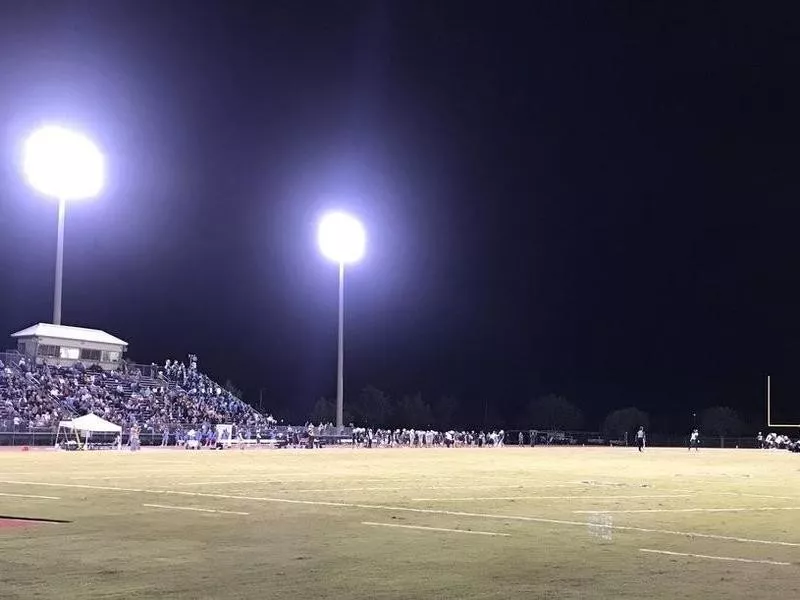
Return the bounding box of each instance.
[11,323,127,370]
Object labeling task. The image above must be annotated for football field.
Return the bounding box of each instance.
[1,446,798,599]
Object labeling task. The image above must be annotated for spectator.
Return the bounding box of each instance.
[1,353,273,438]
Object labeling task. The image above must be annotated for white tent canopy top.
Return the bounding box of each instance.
[58,413,121,433]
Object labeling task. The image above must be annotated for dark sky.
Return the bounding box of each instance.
[1,1,799,426]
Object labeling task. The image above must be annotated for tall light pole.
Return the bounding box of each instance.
[317,212,366,429]
[22,125,105,325]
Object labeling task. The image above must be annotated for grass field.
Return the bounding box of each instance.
[1,446,799,599]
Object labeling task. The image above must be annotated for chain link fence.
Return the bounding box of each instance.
[0,427,762,449]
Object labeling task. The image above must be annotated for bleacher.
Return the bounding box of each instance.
[1,351,76,430]
[0,352,272,435]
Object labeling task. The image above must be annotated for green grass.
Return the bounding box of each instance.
[1,446,799,599]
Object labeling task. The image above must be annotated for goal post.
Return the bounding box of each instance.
[766,374,800,428]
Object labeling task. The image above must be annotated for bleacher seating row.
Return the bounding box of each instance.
[1,351,273,434]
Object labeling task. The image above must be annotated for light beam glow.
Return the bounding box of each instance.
[317,211,366,264]
[23,125,105,201]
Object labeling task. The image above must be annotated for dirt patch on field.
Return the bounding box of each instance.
[0,516,70,531]
[0,518,40,530]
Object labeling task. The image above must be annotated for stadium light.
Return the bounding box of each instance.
[22,125,105,326]
[317,212,366,429]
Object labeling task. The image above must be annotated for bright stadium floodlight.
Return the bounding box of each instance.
[318,211,366,265]
[22,125,105,326]
[317,211,366,429]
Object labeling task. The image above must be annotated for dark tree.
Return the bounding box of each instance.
[396,393,433,428]
[432,395,458,428]
[701,406,744,448]
[482,399,506,429]
[355,385,392,426]
[310,397,335,424]
[527,394,584,430]
[602,407,650,442]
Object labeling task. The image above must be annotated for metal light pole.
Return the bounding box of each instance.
[53,198,66,325]
[22,125,104,325]
[336,262,345,428]
[317,211,366,430]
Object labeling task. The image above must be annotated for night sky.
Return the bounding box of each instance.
[1,2,799,428]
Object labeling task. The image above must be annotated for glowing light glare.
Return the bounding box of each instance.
[318,212,366,264]
[23,126,105,201]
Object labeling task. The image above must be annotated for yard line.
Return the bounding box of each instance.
[3,480,800,548]
[577,507,800,514]
[411,494,693,502]
[143,503,249,515]
[426,484,581,490]
[0,492,60,500]
[174,482,582,490]
[0,481,147,493]
[175,483,420,491]
[361,521,510,537]
[639,548,791,566]
[267,486,411,492]
[175,480,278,486]
[726,493,799,501]
[173,482,419,489]
[68,475,169,481]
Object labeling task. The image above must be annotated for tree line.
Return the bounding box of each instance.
[308,387,750,440]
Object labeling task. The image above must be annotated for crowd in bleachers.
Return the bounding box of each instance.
[0,353,274,435]
[0,356,66,430]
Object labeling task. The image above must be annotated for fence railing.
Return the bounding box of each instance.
[120,363,164,380]
[0,350,25,367]
[0,429,60,447]
[0,425,356,446]
[0,427,765,449]
[503,430,761,449]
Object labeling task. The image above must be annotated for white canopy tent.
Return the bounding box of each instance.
[56,413,122,450]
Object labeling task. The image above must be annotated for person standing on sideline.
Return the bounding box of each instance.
[636,426,646,452]
[161,426,170,447]
[688,429,700,451]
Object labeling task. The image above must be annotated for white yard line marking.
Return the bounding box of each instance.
[176,480,278,486]
[0,492,60,500]
[577,507,800,514]
[68,475,167,481]
[173,482,425,490]
[426,484,581,490]
[3,480,799,548]
[269,487,412,492]
[0,482,147,493]
[175,482,582,490]
[143,504,249,515]
[412,494,693,502]
[726,493,799,501]
[639,548,791,566]
[362,521,510,537]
